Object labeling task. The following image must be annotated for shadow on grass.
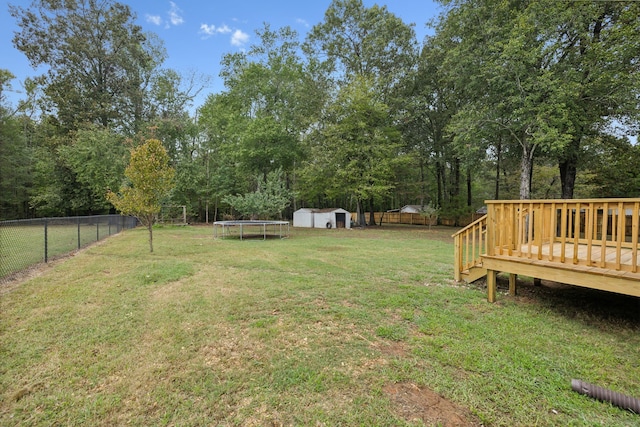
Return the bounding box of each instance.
[482,275,640,328]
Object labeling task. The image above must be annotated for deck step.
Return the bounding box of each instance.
[461,265,487,283]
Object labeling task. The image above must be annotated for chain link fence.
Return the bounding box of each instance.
[0,215,138,284]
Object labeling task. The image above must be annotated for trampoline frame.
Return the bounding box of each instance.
[213,220,290,240]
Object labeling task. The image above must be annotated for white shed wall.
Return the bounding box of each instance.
[313,212,333,229]
[314,209,351,229]
[293,209,314,228]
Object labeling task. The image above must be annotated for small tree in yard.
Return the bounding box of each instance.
[223,168,292,219]
[419,203,440,230]
[107,139,175,252]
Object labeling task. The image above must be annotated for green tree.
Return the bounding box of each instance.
[535,1,640,198]
[305,0,417,96]
[0,70,34,219]
[582,135,640,198]
[57,125,127,213]
[303,0,417,217]
[10,0,165,133]
[107,139,175,252]
[434,0,640,200]
[304,77,406,225]
[401,40,464,212]
[204,25,326,217]
[223,168,293,220]
[197,93,245,221]
[218,25,320,179]
[435,0,571,200]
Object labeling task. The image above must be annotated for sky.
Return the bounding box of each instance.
[1,0,443,110]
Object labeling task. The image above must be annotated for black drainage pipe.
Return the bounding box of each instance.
[571,379,640,414]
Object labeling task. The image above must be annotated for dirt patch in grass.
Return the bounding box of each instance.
[377,341,409,358]
[376,340,480,426]
[383,382,482,427]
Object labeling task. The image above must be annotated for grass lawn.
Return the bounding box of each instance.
[1,225,639,426]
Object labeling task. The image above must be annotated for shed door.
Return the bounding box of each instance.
[335,212,346,228]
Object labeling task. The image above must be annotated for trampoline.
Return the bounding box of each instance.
[213,220,290,240]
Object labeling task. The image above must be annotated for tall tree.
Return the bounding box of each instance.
[218,25,321,178]
[10,0,165,133]
[0,70,34,219]
[303,0,418,218]
[197,93,246,222]
[401,40,462,211]
[534,1,640,198]
[435,0,572,200]
[57,125,127,213]
[305,0,418,97]
[434,0,640,200]
[304,76,406,225]
[203,25,328,218]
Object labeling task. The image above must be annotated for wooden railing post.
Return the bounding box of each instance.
[454,235,462,282]
[486,204,495,256]
[632,202,638,273]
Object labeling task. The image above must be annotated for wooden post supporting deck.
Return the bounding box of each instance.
[509,273,517,296]
[487,270,497,303]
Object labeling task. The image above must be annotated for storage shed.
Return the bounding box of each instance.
[400,205,425,213]
[293,208,351,229]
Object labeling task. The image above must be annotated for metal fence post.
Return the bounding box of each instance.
[44,219,48,263]
[77,217,81,250]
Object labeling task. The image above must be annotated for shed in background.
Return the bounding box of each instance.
[293,208,351,229]
[293,208,315,228]
[400,205,425,213]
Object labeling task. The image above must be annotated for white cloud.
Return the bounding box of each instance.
[168,1,184,26]
[198,22,248,47]
[199,24,216,36]
[231,29,249,47]
[296,18,310,28]
[146,14,162,26]
[199,23,232,37]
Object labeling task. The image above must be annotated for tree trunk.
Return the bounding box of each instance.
[147,221,154,253]
[519,146,534,200]
[368,197,376,226]
[466,166,472,207]
[356,199,365,227]
[436,158,444,208]
[451,157,460,199]
[558,137,580,199]
[420,159,426,206]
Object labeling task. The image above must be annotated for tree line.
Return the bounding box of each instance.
[1,0,639,223]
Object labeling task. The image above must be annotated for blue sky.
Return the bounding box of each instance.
[1,1,442,109]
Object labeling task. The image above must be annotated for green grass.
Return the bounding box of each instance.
[1,225,639,426]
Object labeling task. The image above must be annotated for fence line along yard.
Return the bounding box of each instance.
[350,212,484,227]
[0,215,138,283]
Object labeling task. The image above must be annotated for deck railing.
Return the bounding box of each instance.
[486,199,640,273]
[452,214,487,281]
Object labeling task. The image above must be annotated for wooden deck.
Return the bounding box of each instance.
[453,199,640,302]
